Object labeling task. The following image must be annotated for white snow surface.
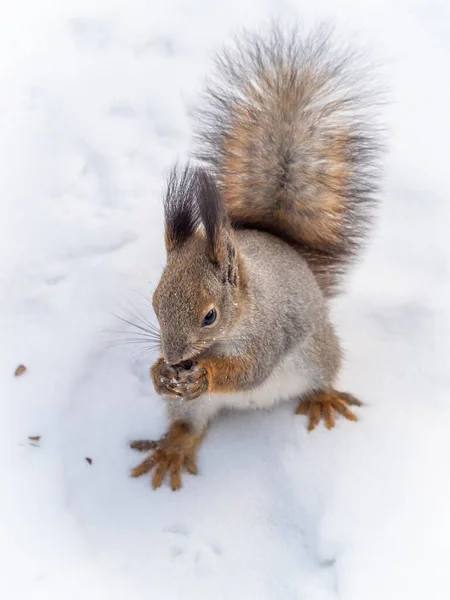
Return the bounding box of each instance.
[2,1,450,599]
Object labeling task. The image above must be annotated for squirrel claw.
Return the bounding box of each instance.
[296,390,362,431]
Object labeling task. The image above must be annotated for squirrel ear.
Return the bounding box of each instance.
[195,168,234,269]
[163,164,200,253]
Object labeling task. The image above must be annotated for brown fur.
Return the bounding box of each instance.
[197,353,255,394]
[151,351,256,398]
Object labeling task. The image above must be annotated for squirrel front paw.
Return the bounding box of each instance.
[174,362,208,401]
[150,358,208,401]
[150,358,183,398]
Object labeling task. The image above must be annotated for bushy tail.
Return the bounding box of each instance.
[193,24,384,296]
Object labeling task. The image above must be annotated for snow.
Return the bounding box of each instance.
[1,0,450,599]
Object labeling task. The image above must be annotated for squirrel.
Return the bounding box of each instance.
[130,24,383,490]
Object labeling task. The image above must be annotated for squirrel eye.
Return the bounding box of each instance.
[202,308,217,327]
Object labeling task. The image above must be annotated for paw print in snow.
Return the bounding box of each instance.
[164,524,223,576]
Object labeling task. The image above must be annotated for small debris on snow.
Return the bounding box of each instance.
[28,436,41,442]
[14,365,27,377]
[85,457,93,465]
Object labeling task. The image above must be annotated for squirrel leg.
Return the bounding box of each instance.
[130,420,205,490]
[295,389,362,431]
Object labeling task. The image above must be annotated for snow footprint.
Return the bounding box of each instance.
[164,524,223,577]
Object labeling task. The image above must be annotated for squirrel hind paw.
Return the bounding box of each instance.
[296,389,362,431]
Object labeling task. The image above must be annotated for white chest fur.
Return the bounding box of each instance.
[219,346,311,411]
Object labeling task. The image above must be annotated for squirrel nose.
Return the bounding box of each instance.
[165,352,182,366]
[162,343,186,366]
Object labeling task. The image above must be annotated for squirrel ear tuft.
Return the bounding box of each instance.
[195,167,233,267]
[164,165,238,283]
[164,164,200,252]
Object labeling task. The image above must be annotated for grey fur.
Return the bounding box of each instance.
[156,228,341,431]
[229,230,338,387]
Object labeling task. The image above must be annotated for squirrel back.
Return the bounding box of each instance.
[193,25,383,296]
